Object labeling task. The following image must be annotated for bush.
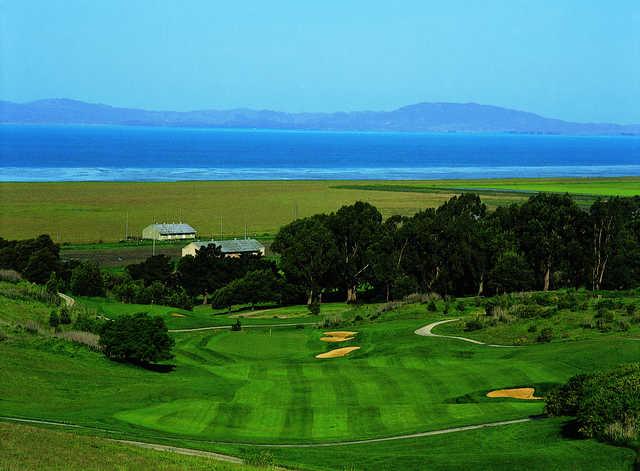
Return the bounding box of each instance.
[546,364,640,445]
[70,261,104,296]
[231,319,242,331]
[99,313,174,365]
[73,310,104,334]
[427,300,437,312]
[536,327,553,343]
[464,318,483,331]
[59,306,71,325]
[455,301,465,313]
[626,304,637,316]
[49,310,60,328]
[527,324,537,333]
[307,301,321,316]
[595,309,615,322]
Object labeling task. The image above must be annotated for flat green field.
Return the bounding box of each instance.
[1,292,639,469]
[4,177,637,243]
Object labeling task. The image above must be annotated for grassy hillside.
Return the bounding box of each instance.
[0,422,258,471]
[1,289,639,469]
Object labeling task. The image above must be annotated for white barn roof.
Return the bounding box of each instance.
[189,239,264,254]
[148,223,196,235]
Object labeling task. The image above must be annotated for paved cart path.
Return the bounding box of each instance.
[415,318,521,348]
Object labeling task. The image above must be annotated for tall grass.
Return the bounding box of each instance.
[0,281,59,306]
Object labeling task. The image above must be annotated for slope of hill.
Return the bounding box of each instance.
[2,98,638,135]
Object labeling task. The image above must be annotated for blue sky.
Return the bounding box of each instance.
[2,0,639,123]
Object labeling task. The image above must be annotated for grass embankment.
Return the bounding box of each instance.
[0,422,259,471]
[6,177,635,243]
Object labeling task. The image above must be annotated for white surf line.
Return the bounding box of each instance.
[0,415,532,449]
[169,322,318,333]
[414,318,521,348]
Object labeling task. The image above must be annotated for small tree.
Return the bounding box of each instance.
[231,319,242,331]
[70,261,104,296]
[45,272,63,294]
[99,313,174,365]
[59,306,71,325]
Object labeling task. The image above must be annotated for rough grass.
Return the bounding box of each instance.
[436,290,640,345]
[0,422,260,471]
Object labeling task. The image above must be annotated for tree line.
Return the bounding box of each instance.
[1,192,639,311]
[272,193,640,304]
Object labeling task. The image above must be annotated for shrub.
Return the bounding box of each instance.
[455,301,465,313]
[626,304,637,316]
[427,300,437,312]
[546,364,640,446]
[70,261,104,296]
[527,324,537,333]
[244,450,274,467]
[231,319,242,331]
[307,301,321,316]
[49,310,60,328]
[536,327,553,343]
[595,309,615,322]
[73,310,103,334]
[59,306,71,325]
[99,313,174,365]
[617,320,631,332]
[464,318,483,331]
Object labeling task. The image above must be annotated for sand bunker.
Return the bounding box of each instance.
[170,313,186,318]
[320,336,355,342]
[315,347,361,359]
[486,388,541,400]
[323,331,358,337]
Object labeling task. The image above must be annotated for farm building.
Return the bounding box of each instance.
[142,223,197,241]
[182,239,265,258]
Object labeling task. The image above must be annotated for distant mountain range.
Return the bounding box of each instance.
[1,98,639,135]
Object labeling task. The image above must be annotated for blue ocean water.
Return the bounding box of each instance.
[0,124,639,181]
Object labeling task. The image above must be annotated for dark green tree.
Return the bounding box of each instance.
[126,255,173,287]
[328,202,383,303]
[70,261,104,296]
[99,312,174,365]
[272,215,339,305]
[515,193,584,291]
[23,247,60,284]
[49,310,60,328]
